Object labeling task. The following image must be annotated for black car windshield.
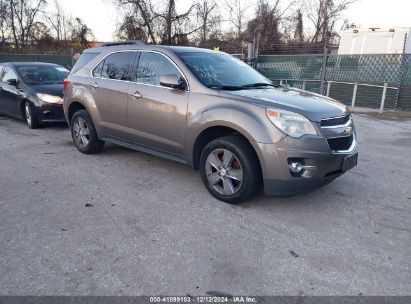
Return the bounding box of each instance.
[16,65,69,84]
[177,51,272,89]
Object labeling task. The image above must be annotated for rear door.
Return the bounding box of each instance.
[127,51,189,157]
[0,66,20,117]
[90,51,137,139]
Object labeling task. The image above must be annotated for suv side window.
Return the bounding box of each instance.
[136,52,181,86]
[93,60,104,77]
[100,52,136,81]
[1,67,18,83]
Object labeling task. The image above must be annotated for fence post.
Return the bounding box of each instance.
[395,33,407,110]
[247,42,253,65]
[379,83,388,114]
[351,82,358,111]
[255,34,260,66]
[319,46,329,95]
[326,82,331,97]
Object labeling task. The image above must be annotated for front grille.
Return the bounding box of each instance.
[321,115,350,127]
[327,135,354,151]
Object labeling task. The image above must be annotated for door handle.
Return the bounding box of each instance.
[130,91,142,99]
[90,82,98,89]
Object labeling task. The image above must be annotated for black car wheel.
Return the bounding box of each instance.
[24,101,40,129]
[71,110,104,154]
[200,136,261,204]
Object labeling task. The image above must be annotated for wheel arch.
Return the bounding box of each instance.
[187,106,279,172]
[67,101,87,125]
[65,84,101,128]
[191,125,263,177]
[19,99,29,119]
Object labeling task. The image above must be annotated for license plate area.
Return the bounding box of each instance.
[342,153,358,172]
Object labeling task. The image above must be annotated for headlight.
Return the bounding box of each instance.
[37,93,63,104]
[266,108,317,138]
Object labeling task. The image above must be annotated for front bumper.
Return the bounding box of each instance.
[36,103,66,123]
[255,134,358,196]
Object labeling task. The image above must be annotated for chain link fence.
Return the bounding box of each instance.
[2,46,411,111]
[256,53,411,111]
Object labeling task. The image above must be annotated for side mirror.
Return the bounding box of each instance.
[160,74,186,90]
[7,79,18,86]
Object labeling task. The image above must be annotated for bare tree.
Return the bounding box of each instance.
[195,0,220,45]
[114,0,199,45]
[30,20,51,42]
[304,0,357,43]
[223,0,251,40]
[294,9,304,42]
[156,0,198,45]
[248,0,293,40]
[8,0,47,48]
[115,14,147,41]
[113,0,158,43]
[44,0,67,41]
[68,17,95,45]
[0,0,9,47]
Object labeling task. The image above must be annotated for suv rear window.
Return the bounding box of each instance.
[71,52,99,74]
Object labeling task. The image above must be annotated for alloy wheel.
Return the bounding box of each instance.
[25,104,32,126]
[72,117,90,149]
[205,148,244,196]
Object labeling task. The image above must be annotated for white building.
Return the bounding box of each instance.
[338,27,411,55]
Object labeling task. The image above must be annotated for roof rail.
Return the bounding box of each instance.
[96,40,146,48]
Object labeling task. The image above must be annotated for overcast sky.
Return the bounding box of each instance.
[56,0,411,41]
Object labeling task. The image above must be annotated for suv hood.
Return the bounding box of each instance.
[224,87,348,122]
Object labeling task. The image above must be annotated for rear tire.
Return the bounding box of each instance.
[199,136,261,204]
[70,110,104,154]
[24,101,41,129]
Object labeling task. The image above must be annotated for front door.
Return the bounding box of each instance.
[127,52,189,157]
[0,66,20,117]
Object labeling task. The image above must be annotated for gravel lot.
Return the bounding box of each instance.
[0,114,410,296]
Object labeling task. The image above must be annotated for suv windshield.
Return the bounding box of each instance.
[16,65,69,84]
[177,51,272,89]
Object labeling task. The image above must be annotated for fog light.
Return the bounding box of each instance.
[289,161,304,173]
[288,160,317,176]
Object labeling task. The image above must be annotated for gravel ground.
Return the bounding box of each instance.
[0,114,410,296]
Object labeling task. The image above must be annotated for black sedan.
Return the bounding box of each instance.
[0,62,69,128]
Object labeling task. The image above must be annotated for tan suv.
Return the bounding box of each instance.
[63,41,358,203]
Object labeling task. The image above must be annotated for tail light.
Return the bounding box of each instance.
[63,79,68,94]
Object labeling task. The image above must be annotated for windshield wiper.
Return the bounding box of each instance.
[207,85,246,91]
[242,82,280,88]
[207,82,280,91]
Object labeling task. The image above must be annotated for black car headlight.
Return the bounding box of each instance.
[37,93,64,105]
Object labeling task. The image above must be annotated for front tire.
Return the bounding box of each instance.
[199,136,261,204]
[24,101,40,129]
[70,110,104,154]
